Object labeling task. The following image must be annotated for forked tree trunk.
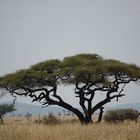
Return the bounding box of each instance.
[76,110,104,124]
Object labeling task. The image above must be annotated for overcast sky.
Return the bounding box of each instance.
[0,0,140,106]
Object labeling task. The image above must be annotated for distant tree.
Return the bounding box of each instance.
[0,54,140,124]
[0,104,15,124]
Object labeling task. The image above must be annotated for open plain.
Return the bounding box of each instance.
[0,117,140,140]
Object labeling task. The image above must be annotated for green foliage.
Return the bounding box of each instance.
[0,104,16,116]
[0,104,16,124]
[31,59,61,74]
[0,67,57,90]
[104,108,139,123]
[0,53,140,89]
[104,60,140,78]
[60,54,140,85]
[61,54,104,84]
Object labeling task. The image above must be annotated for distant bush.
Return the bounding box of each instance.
[34,113,61,125]
[43,113,61,125]
[104,108,140,123]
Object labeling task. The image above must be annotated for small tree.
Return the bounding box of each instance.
[0,104,15,124]
[0,54,140,124]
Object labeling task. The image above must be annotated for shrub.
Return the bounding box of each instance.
[43,113,61,125]
[104,108,140,123]
[34,113,61,125]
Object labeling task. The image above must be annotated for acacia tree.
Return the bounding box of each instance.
[0,104,15,124]
[0,54,140,124]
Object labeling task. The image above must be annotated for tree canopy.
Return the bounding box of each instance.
[0,53,140,124]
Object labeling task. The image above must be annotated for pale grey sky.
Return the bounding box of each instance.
[0,0,140,106]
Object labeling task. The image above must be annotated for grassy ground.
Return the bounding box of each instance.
[0,117,140,140]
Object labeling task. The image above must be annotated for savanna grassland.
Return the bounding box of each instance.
[0,117,140,140]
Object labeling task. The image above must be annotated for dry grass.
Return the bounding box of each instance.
[0,117,140,140]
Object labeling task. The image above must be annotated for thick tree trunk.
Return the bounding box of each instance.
[76,113,93,124]
[84,116,93,124]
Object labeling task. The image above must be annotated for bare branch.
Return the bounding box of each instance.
[116,84,126,101]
